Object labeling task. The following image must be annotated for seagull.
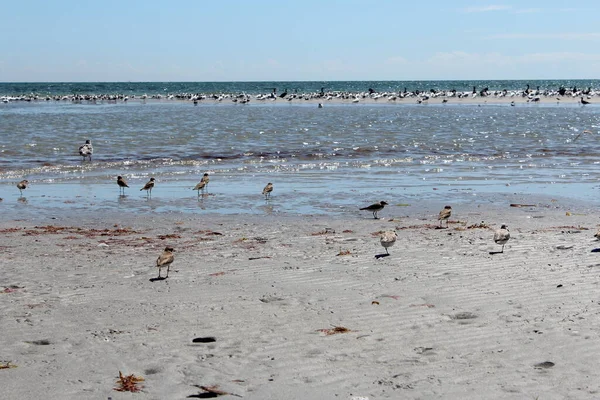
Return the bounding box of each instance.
[438,205,452,228]
[156,246,175,278]
[117,176,129,195]
[380,231,397,255]
[262,182,273,199]
[79,139,93,161]
[494,225,510,253]
[573,129,594,141]
[17,180,29,196]
[140,177,155,197]
[360,201,388,219]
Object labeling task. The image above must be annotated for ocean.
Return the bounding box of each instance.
[1,80,599,97]
[1,80,599,217]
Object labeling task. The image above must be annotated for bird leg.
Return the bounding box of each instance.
[166,265,170,278]
[157,267,162,278]
[373,211,378,219]
[386,248,389,254]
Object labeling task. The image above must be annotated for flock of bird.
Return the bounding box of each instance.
[359,200,511,257]
[150,201,512,280]
[1,85,597,105]
[11,138,548,279]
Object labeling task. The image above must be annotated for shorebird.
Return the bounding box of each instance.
[581,97,591,105]
[156,246,175,278]
[380,231,397,254]
[262,182,273,199]
[360,201,388,219]
[494,225,511,253]
[438,205,452,228]
[79,139,93,161]
[17,180,28,196]
[193,180,207,196]
[201,173,210,190]
[140,177,155,197]
[594,228,600,241]
[117,176,129,195]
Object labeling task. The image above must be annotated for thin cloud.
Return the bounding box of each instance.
[488,33,600,40]
[514,8,542,14]
[463,5,511,13]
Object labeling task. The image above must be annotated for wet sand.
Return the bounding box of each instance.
[1,196,600,399]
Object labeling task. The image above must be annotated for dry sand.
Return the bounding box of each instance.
[1,199,600,399]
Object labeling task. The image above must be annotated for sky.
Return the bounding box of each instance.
[1,0,599,82]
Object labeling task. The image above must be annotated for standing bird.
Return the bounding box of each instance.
[360,201,388,219]
[494,225,511,253]
[200,173,210,190]
[193,180,207,196]
[380,231,397,255]
[581,97,591,105]
[79,140,93,161]
[262,182,273,199]
[140,177,155,197]
[156,246,175,279]
[17,180,29,196]
[438,205,452,228]
[117,176,129,195]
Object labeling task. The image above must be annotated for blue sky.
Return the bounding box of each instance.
[1,0,599,81]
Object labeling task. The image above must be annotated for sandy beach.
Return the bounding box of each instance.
[2,195,600,399]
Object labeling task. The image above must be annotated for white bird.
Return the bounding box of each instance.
[79,140,93,161]
[380,231,397,255]
[494,225,510,253]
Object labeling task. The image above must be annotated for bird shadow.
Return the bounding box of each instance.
[434,226,447,230]
[187,393,220,399]
[489,250,504,255]
[149,276,167,282]
[591,248,600,253]
[192,336,217,343]
[375,253,390,259]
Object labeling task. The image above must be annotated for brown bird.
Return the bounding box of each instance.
[380,231,397,254]
[494,225,510,253]
[262,182,273,199]
[201,173,210,189]
[17,180,29,196]
[360,201,388,219]
[78,139,93,161]
[156,246,175,278]
[193,180,206,196]
[594,228,600,241]
[438,205,452,228]
[140,177,155,197]
[117,176,129,195]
